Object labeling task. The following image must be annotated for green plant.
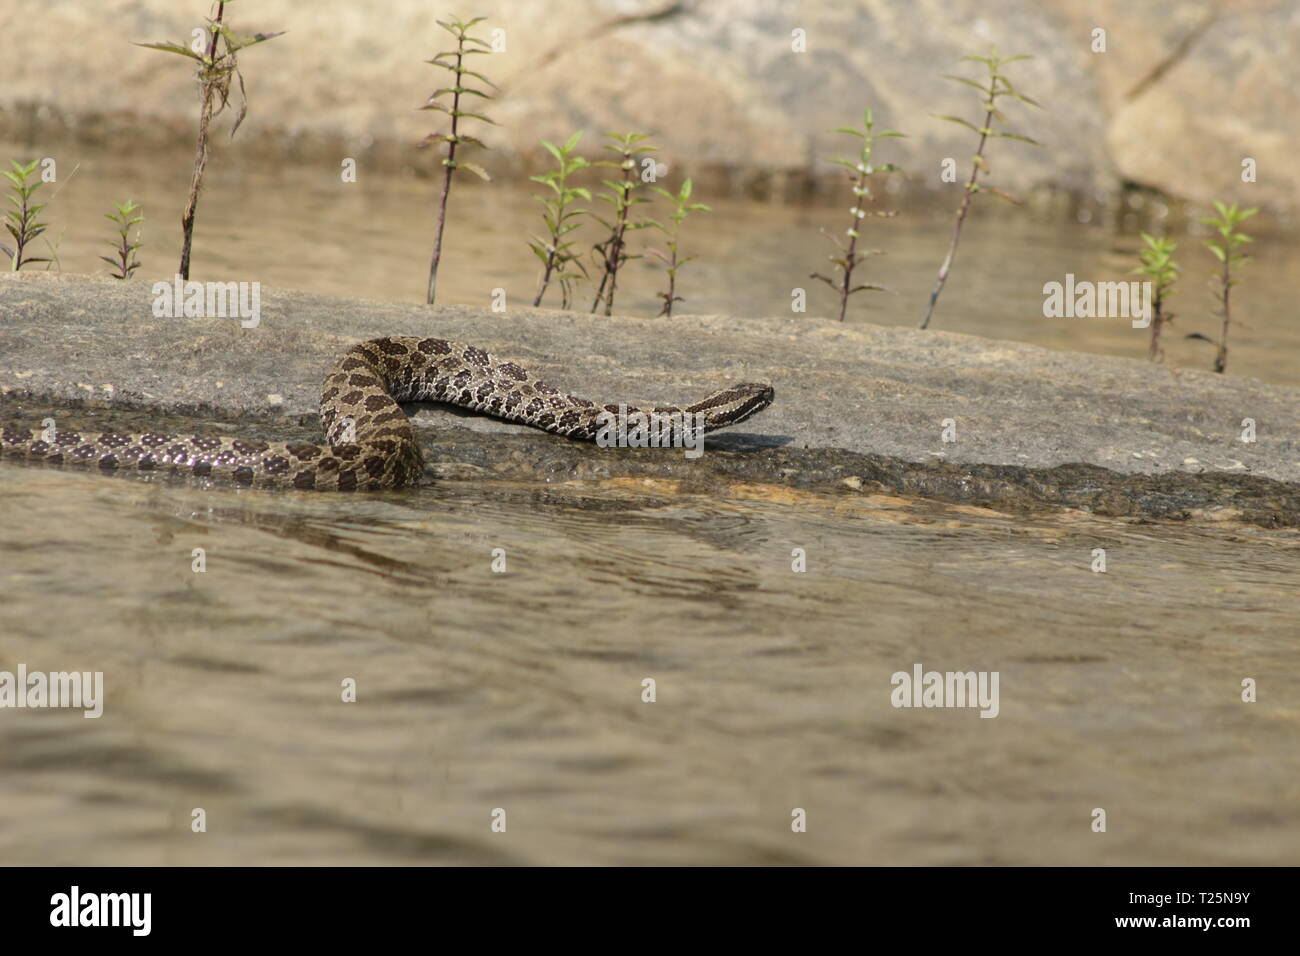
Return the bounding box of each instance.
[101,200,145,280]
[1191,201,1257,374]
[647,178,710,318]
[919,48,1041,330]
[135,1,283,280]
[419,15,496,305]
[528,131,591,309]
[1,159,51,271]
[590,132,657,316]
[810,109,903,322]
[1130,233,1179,362]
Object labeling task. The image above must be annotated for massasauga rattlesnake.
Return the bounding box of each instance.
[0,337,775,490]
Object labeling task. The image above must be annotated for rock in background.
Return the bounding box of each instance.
[0,0,1294,211]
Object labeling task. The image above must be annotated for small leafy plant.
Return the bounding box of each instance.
[529,131,591,309]
[419,15,496,305]
[1130,233,1178,362]
[1191,201,1257,374]
[590,132,657,317]
[919,48,1041,330]
[101,200,145,280]
[1,159,51,271]
[136,2,282,280]
[648,178,710,318]
[811,109,903,322]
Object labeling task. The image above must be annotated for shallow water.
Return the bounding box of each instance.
[1,456,1297,865]
[5,136,1299,386]
[2,141,1298,865]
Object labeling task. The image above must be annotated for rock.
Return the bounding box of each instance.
[1057,0,1300,214]
[1,1,1295,209]
[1,272,1297,526]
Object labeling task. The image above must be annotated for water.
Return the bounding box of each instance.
[2,141,1298,865]
[1,458,1297,865]
[6,136,1299,385]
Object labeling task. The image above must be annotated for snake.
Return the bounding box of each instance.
[0,336,775,490]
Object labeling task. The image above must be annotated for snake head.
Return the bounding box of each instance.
[692,382,776,431]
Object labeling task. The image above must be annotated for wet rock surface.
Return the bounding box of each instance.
[2,273,1297,527]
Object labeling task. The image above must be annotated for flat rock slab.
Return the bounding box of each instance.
[2,273,1297,524]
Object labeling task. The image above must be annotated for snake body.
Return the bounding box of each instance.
[0,336,774,490]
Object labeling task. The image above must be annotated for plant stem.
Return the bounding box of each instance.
[534,205,565,307]
[532,249,556,307]
[659,246,678,317]
[592,161,634,316]
[834,165,873,321]
[1214,258,1231,374]
[426,41,463,305]
[178,0,224,281]
[1148,292,1165,361]
[10,190,30,271]
[919,105,992,330]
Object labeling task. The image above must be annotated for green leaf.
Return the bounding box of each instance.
[935,115,982,134]
[983,186,1023,205]
[446,67,498,89]
[453,109,497,126]
[229,30,285,52]
[459,161,491,181]
[133,41,204,61]
[994,132,1041,146]
[943,74,989,93]
[562,129,585,152]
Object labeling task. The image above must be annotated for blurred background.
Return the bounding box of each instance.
[1,1,1296,381]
